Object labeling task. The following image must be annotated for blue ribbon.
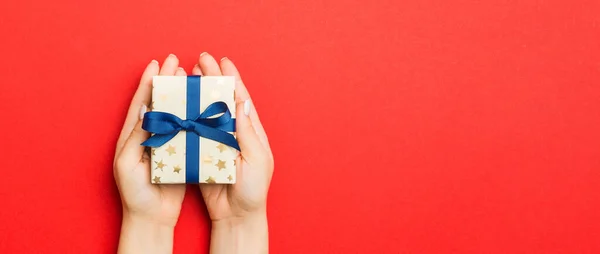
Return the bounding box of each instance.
[141,76,239,183]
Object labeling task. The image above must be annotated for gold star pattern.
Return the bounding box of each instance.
[151,148,156,156]
[216,143,227,153]
[149,101,155,111]
[227,175,233,181]
[158,94,168,102]
[205,176,216,184]
[166,145,176,156]
[152,176,161,183]
[173,165,181,173]
[216,160,226,171]
[202,155,213,164]
[155,159,166,171]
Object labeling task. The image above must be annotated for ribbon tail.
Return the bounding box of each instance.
[191,124,241,151]
[204,133,240,151]
[141,133,179,148]
[218,119,236,132]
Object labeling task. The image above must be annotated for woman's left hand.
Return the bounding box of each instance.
[114,54,187,254]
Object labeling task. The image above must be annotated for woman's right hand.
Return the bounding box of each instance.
[193,52,274,254]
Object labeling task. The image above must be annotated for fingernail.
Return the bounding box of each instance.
[140,105,147,120]
[151,59,158,64]
[220,57,228,62]
[177,67,184,71]
[244,100,250,116]
[200,52,208,57]
[169,53,177,58]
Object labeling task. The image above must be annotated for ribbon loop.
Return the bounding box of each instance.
[141,102,240,151]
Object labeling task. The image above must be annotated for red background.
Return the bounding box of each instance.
[0,0,599,253]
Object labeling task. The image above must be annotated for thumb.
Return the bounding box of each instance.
[118,105,150,167]
[236,99,264,160]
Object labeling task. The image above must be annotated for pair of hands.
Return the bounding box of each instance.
[113,53,273,254]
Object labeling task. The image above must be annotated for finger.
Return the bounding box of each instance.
[126,60,184,164]
[159,54,179,75]
[219,57,271,153]
[118,111,149,169]
[198,52,222,76]
[175,67,186,76]
[116,59,159,157]
[236,99,267,161]
[191,64,202,75]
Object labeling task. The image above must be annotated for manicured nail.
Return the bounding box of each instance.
[200,52,208,57]
[243,100,250,116]
[140,105,147,120]
[220,57,228,62]
[169,53,177,58]
[177,67,184,71]
[151,59,158,65]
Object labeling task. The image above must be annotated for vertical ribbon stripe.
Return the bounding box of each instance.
[186,76,201,183]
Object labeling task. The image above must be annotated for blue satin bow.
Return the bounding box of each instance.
[141,101,240,151]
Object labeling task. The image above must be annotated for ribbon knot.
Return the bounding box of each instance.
[141,101,240,151]
[181,120,196,131]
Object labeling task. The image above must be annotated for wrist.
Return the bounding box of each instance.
[122,212,176,231]
[122,207,179,228]
[210,211,269,254]
[118,212,175,254]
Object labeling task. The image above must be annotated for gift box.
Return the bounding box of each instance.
[141,76,239,184]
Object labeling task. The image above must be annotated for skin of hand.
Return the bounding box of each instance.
[114,54,187,254]
[193,53,274,254]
